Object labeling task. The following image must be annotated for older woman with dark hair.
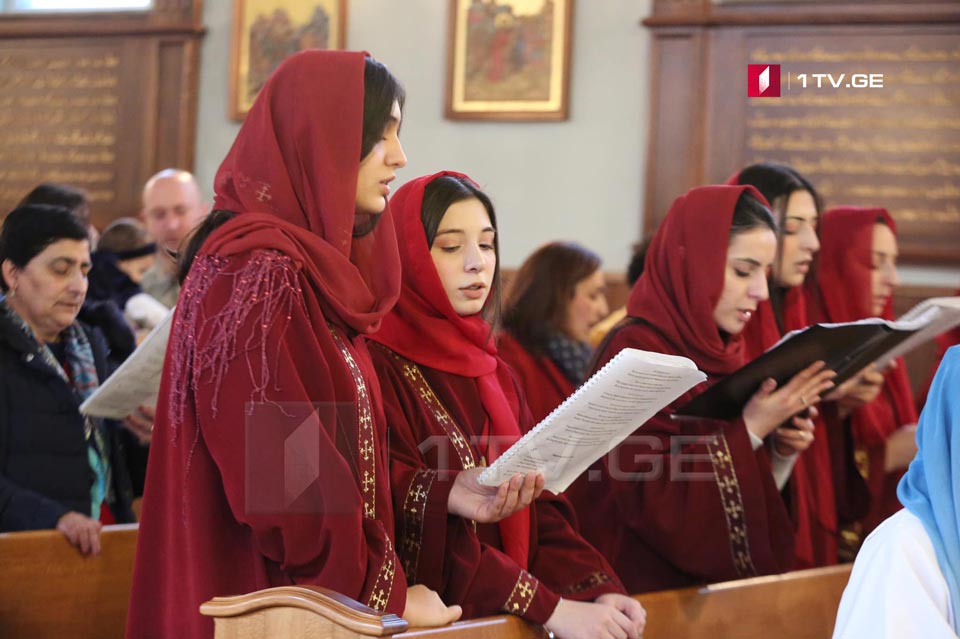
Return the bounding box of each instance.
[499,242,609,422]
[0,204,135,555]
[18,183,153,495]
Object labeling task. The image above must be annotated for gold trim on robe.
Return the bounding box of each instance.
[399,358,478,471]
[329,327,377,520]
[562,571,613,595]
[706,433,758,578]
[366,537,398,612]
[503,570,539,616]
[400,468,438,582]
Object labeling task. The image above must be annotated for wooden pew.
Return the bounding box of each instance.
[638,564,853,639]
[0,519,850,639]
[201,564,853,639]
[0,523,138,639]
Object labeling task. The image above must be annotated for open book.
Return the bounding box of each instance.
[478,348,707,493]
[675,296,960,421]
[872,297,960,367]
[80,306,174,419]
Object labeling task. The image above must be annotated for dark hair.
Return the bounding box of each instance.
[176,209,237,284]
[420,175,502,325]
[503,242,602,354]
[98,217,151,254]
[0,204,90,291]
[179,58,403,281]
[735,163,820,327]
[734,162,822,229]
[730,192,777,238]
[18,182,91,225]
[626,237,652,287]
[361,57,406,161]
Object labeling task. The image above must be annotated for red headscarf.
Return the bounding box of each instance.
[209,49,401,333]
[131,51,409,636]
[368,171,530,569]
[723,170,811,356]
[626,184,769,376]
[806,207,918,445]
[168,49,403,435]
[727,170,840,567]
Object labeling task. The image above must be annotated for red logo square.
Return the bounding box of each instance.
[748,64,781,97]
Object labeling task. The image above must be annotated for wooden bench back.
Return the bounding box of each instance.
[638,564,852,639]
[0,524,138,639]
[202,564,853,639]
[0,521,851,639]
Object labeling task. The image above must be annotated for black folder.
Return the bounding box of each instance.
[674,320,919,421]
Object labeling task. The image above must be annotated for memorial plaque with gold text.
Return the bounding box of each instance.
[742,33,960,263]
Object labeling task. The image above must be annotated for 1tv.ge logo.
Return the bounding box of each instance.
[748,64,781,97]
[748,63,884,97]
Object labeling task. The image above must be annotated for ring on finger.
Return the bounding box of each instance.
[799,395,808,406]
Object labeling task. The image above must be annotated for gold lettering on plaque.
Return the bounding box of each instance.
[0,50,120,209]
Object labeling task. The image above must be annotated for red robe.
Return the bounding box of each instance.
[567,320,795,593]
[497,331,575,424]
[127,51,406,639]
[370,342,624,623]
[365,171,624,624]
[741,289,843,569]
[568,184,794,593]
[806,206,919,540]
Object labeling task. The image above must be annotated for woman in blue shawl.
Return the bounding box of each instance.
[835,345,960,638]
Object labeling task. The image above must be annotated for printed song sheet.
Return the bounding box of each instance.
[80,307,174,419]
[479,348,706,493]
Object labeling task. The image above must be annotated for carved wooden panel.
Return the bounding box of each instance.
[0,2,202,229]
[642,1,960,264]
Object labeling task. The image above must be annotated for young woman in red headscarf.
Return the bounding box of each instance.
[732,163,871,568]
[499,242,609,423]
[367,172,646,639]
[806,207,919,541]
[125,52,533,639]
[567,185,837,594]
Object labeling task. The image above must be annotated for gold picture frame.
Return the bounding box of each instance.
[229,0,347,121]
[445,0,574,121]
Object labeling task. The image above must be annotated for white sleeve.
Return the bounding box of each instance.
[834,510,957,639]
[768,445,797,491]
[746,430,796,490]
[124,292,170,330]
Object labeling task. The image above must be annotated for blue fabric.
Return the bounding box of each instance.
[543,331,592,385]
[898,345,960,632]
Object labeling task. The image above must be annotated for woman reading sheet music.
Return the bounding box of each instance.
[126,52,521,639]
[366,172,646,639]
[732,162,865,568]
[806,206,919,541]
[567,185,836,593]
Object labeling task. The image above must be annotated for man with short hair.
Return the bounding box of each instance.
[139,169,208,307]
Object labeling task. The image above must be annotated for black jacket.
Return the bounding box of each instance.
[0,310,135,531]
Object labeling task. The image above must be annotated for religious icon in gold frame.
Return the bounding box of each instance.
[229,0,347,120]
[445,0,574,121]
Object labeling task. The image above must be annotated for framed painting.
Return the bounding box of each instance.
[229,0,347,120]
[445,0,574,121]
